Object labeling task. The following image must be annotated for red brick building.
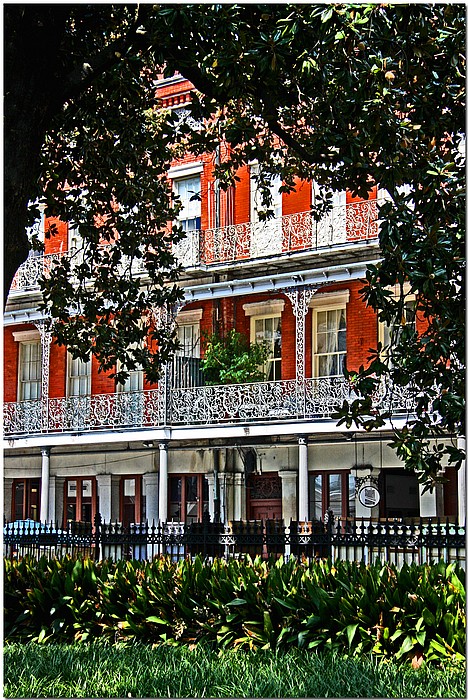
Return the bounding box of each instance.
[3,74,464,533]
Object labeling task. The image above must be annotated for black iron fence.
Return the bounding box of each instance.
[3,515,466,567]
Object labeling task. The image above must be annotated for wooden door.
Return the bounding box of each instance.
[248,474,282,521]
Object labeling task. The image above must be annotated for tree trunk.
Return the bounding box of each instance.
[4,6,68,305]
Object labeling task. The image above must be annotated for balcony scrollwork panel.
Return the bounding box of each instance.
[4,377,416,437]
[9,202,380,293]
[3,400,43,435]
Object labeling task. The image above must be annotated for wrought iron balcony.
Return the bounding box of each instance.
[3,377,413,437]
[9,202,378,294]
[201,200,378,265]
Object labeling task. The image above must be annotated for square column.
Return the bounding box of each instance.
[279,470,298,523]
[143,473,159,526]
[96,474,112,522]
[298,438,308,521]
[39,448,50,522]
[158,442,168,523]
[48,476,56,523]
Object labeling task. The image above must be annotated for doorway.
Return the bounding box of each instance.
[248,473,282,520]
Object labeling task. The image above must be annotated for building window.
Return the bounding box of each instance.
[168,475,209,524]
[12,479,40,521]
[176,323,200,358]
[379,298,417,366]
[18,341,42,400]
[64,477,97,524]
[250,163,282,222]
[308,472,355,519]
[313,307,346,377]
[174,176,201,233]
[68,354,91,396]
[251,315,282,381]
[120,476,146,526]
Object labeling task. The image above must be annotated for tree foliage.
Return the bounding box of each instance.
[201,330,270,385]
[4,4,465,482]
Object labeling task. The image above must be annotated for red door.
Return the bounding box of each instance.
[249,500,282,521]
[248,474,282,521]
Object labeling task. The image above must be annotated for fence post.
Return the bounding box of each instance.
[325,508,334,562]
[94,512,102,561]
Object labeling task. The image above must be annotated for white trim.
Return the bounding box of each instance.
[168,163,204,180]
[12,330,40,342]
[309,290,350,309]
[176,308,203,325]
[243,299,285,317]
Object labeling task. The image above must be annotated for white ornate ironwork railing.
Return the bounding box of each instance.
[9,252,64,292]
[3,390,161,436]
[9,231,200,293]
[3,377,414,437]
[10,203,378,293]
[170,379,299,425]
[202,200,378,265]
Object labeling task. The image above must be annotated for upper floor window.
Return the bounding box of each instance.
[18,341,42,401]
[313,307,347,378]
[251,315,282,381]
[250,163,282,223]
[173,175,201,233]
[379,297,417,364]
[68,354,91,396]
[176,323,200,359]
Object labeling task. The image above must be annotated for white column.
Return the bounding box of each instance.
[96,474,112,522]
[419,483,438,518]
[205,473,215,520]
[457,438,466,522]
[158,442,168,523]
[233,473,245,521]
[279,470,298,524]
[298,438,309,521]
[48,476,56,523]
[40,447,50,522]
[143,473,159,526]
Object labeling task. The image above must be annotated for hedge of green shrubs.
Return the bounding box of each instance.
[4,555,465,664]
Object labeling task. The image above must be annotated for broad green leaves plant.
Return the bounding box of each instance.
[4,555,465,664]
[201,330,271,385]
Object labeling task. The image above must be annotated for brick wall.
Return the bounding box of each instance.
[4,327,20,401]
[44,217,68,254]
[282,177,312,216]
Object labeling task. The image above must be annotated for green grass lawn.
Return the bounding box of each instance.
[3,642,466,698]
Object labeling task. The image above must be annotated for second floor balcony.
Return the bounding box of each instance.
[3,376,413,438]
[9,200,379,294]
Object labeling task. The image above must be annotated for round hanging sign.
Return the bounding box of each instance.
[358,483,380,508]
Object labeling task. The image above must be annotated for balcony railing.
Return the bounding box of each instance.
[202,200,378,265]
[9,201,379,293]
[3,377,413,437]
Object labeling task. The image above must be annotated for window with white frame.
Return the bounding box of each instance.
[244,300,284,382]
[314,308,346,377]
[18,341,42,401]
[120,366,143,393]
[176,323,200,358]
[311,291,349,378]
[251,315,282,381]
[173,175,201,233]
[250,163,282,222]
[380,298,417,357]
[68,354,91,396]
[175,309,203,358]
